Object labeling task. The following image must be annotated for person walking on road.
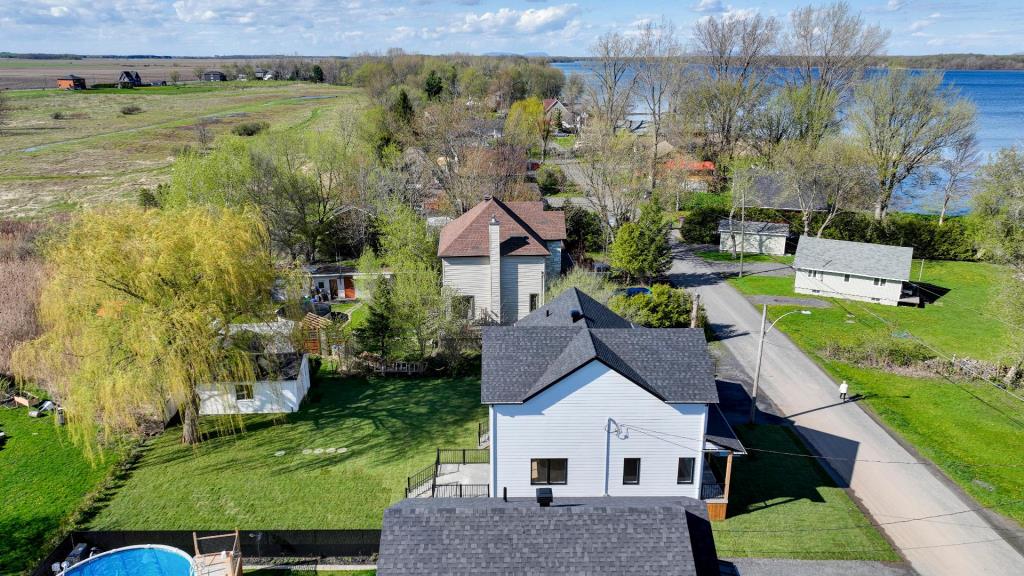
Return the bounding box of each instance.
[839,380,849,401]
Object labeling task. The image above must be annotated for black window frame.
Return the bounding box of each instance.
[531,458,568,485]
[676,457,695,485]
[235,383,254,401]
[529,293,540,312]
[622,458,641,485]
[844,274,851,282]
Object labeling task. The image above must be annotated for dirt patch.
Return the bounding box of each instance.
[748,295,832,308]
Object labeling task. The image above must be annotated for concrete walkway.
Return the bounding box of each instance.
[720,558,914,576]
[671,241,1024,576]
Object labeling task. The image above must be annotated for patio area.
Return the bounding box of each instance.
[406,447,490,499]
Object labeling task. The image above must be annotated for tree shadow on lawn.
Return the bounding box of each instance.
[133,372,485,477]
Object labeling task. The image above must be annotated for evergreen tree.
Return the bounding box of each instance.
[355,277,400,358]
[424,70,443,100]
[311,65,325,83]
[609,200,671,283]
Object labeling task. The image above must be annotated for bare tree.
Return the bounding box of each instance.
[850,68,976,219]
[937,132,980,225]
[584,31,638,133]
[574,121,647,247]
[783,1,889,140]
[633,18,684,191]
[685,12,779,188]
[195,118,213,150]
[562,73,585,107]
[0,90,11,136]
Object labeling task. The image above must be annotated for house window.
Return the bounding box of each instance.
[531,458,568,485]
[317,281,325,289]
[529,293,540,312]
[844,274,850,282]
[677,457,695,484]
[622,458,641,485]
[235,383,254,401]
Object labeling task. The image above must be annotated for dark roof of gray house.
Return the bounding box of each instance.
[482,289,717,404]
[378,497,720,576]
[515,287,632,329]
[794,235,914,281]
[717,219,789,236]
[704,404,746,454]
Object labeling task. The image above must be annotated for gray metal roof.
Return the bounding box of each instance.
[483,290,717,404]
[378,497,720,576]
[717,219,789,236]
[794,236,914,281]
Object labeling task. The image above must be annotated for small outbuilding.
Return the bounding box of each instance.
[718,220,789,256]
[117,71,143,88]
[201,71,228,82]
[794,236,914,306]
[378,496,720,576]
[56,75,87,90]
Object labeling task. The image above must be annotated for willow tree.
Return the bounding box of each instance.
[13,206,276,454]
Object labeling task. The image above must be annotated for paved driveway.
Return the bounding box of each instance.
[671,240,1024,576]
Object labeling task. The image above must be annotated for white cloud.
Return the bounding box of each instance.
[908,12,941,32]
[49,6,70,17]
[693,0,724,13]
[446,4,577,36]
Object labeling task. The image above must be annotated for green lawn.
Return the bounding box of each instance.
[727,260,1024,525]
[0,406,118,574]
[554,135,576,149]
[697,250,794,265]
[713,425,898,560]
[88,371,485,530]
[247,571,374,576]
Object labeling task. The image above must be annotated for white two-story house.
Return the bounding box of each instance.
[438,197,565,324]
[480,288,744,520]
[794,236,914,307]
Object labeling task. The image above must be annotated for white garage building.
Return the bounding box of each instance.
[794,236,914,307]
[718,220,789,256]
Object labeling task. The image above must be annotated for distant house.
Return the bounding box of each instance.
[306,263,388,302]
[717,220,789,256]
[56,75,86,90]
[197,320,311,415]
[378,496,721,576]
[794,236,914,306]
[438,197,566,323]
[201,71,228,82]
[254,68,275,81]
[117,71,143,88]
[543,98,582,132]
[665,157,715,192]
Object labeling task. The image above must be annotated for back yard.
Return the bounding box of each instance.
[0,404,118,574]
[87,372,485,530]
[729,259,1024,525]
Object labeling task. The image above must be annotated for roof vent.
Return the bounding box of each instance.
[570,309,583,323]
[489,215,499,226]
[536,487,553,507]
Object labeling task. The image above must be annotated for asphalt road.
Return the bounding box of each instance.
[670,241,1024,576]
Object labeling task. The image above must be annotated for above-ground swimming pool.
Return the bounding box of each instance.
[60,545,193,576]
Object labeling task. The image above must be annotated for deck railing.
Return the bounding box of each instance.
[700,482,726,500]
[432,484,490,498]
[406,462,438,497]
[437,447,489,465]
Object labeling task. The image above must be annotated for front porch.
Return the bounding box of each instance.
[701,405,746,521]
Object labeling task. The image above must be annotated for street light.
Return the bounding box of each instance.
[749,306,811,424]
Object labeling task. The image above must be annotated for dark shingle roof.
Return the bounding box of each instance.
[482,289,717,404]
[704,404,746,454]
[515,287,632,328]
[438,197,566,258]
[378,497,720,576]
[794,236,914,281]
[717,219,789,236]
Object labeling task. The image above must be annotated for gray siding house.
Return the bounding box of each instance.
[794,236,914,306]
[718,220,789,255]
[438,198,565,324]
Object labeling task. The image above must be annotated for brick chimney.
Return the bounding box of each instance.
[489,215,501,323]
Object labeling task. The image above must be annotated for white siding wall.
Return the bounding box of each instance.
[794,268,904,306]
[491,360,707,499]
[501,256,546,322]
[442,257,494,320]
[719,233,786,255]
[198,355,311,415]
[545,241,563,281]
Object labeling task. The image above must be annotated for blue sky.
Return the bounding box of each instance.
[1,1,1022,56]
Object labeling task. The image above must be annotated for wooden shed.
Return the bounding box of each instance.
[57,75,87,90]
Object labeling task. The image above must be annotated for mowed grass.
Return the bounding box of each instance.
[697,250,794,265]
[0,407,117,574]
[713,425,898,561]
[88,372,486,530]
[0,82,367,216]
[728,259,1024,525]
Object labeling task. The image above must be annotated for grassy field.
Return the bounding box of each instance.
[697,250,795,265]
[87,371,486,530]
[0,406,118,574]
[713,425,898,561]
[0,82,366,216]
[728,260,1024,525]
[0,57,271,90]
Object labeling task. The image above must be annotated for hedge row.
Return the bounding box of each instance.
[680,206,976,261]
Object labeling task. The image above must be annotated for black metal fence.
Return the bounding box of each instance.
[406,462,437,497]
[33,530,380,576]
[432,484,490,498]
[701,482,726,500]
[437,448,489,465]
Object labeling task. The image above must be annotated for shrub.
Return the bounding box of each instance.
[564,205,603,261]
[231,121,270,137]
[0,220,48,378]
[51,111,66,120]
[608,284,697,328]
[120,105,143,115]
[679,204,784,244]
[822,337,935,369]
[546,268,617,304]
[537,164,566,194]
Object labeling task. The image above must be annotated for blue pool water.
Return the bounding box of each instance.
[62,546,193,576]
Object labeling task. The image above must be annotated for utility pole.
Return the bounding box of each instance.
[750,305,767,424]
[738,180,747,279]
